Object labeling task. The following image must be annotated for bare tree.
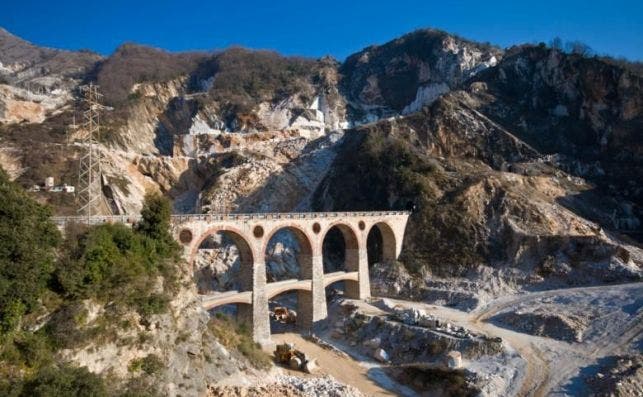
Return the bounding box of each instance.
[565,41,594,57]
[549,37,563,50]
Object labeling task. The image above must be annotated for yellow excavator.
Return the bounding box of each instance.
[274,343,318,373]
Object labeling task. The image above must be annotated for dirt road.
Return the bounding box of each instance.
[382,282,643,397]
[267,332,398,397]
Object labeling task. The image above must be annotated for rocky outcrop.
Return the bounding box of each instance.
[468,45,643,210]
[333,302,503,364]
[583,355,643,396]
[57,273,259,396]
[313,52,642,290]
[340,29,501,122]
[492,310,588,342]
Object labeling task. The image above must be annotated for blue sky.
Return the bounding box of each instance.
[2,0,642,60]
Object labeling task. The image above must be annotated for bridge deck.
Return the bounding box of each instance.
[201,271,361,310]
[201,290,253,310]
[52,211,410,225]
[323,271,359,287]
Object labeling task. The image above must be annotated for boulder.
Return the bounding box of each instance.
[363,337,381,349]
[446,351,462,369]
[373,348,389,363]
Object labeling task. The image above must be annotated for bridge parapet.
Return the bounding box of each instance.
[52,211,410,226]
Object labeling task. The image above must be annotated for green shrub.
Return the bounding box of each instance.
[208,315,272,369]
[12,332,54,369]
[128,354,165,375]
[0,330,54,375]
[133,293,170,317]
[54,192,180,316]
[135,191,180,257]
[0,168,61,337]
[18,364,107,397]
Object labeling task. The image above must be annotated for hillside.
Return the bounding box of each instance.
[0,26,641,396]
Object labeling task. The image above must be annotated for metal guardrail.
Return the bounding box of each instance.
[52,211,410,226]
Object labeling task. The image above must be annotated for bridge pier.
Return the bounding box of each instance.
[294,252,327,332]
[343,247,370,300]
[250,260,270,345]
[357,247,371,299]
[310,253,328,327]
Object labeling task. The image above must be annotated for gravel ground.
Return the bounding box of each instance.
[208,375,363,397]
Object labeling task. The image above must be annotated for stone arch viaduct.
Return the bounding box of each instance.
[53,211,410,344]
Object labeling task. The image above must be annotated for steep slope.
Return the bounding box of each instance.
[313,46,642,295]
[0,28,100,124]
[0,27,100,84]
[470,45,642,214]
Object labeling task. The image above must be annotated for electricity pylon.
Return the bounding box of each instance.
[77,83,104,219]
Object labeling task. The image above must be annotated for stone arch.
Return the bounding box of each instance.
[323,271,359,288]
[190,227,255,292]
[321,222,363,299]
[266,282,312,300]
[367,221,397,265]
[263,224,314,281]
[263,224,317,333]
[321,222,359,273]
[267,287,315,332]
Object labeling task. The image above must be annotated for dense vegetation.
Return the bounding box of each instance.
[200,49,317,102]
[0,168,61,334]
[188,48,321,123]
[53,192,180,316]
[92,43,206,106]
[0,172,181,396]
[312,130,483,276]
[92,44,320,113]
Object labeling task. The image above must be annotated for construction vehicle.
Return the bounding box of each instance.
[273,343,318,373]
[271,306,297,323]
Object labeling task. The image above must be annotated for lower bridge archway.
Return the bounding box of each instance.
[263,225,317,334]
[191,227,255,325]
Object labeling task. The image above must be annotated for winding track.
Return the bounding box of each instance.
[382,282,643,397]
